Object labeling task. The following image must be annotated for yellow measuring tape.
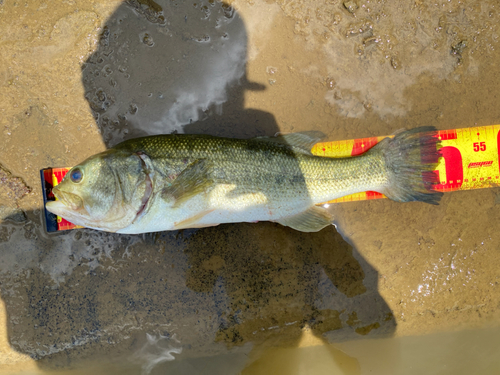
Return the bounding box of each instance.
[42,125,499,231]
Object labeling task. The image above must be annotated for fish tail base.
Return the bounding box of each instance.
[379,126,443,205]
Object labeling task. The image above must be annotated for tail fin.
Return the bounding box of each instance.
[374,126,443,205]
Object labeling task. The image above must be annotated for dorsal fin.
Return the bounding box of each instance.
[253,131,326,154]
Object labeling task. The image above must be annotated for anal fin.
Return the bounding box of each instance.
[276,205,333,232]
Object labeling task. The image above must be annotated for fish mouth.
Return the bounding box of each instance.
[45,199,68,217]
[51,187,83,211]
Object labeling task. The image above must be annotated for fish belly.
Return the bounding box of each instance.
[117,184,312,234]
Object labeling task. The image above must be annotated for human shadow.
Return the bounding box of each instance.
[0,0,396,373]
[182,222,396,345]
[82,0,275,144]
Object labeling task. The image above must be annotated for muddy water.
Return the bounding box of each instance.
[0,0,500,374]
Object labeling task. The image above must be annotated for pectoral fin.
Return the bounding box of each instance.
[276,205,333,232]
[161,159,214,207]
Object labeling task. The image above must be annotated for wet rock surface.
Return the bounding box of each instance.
[0,164,30,223]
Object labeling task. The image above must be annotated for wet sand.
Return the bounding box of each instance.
[0,0,500,373]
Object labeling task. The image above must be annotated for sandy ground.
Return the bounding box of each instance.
[0,0,500,374]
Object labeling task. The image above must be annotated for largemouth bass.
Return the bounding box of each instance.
[45,127,442,233]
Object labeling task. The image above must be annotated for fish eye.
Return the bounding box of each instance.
[70,168,83,183]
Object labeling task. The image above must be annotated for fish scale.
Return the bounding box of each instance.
[115,134,388,204]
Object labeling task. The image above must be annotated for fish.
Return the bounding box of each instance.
[45,127,442,234]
